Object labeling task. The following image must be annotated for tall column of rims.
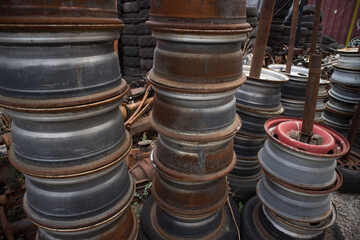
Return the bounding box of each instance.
[0,1,137,239]
[268,65,330,122]
[323,48,360,192]
[227,66,288,203]
[138,0,251,239]
[241,117,349,239]
[323,48,360,138]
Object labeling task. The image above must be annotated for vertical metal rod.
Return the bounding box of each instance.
[309,0,323,55]
[346,0,360,45]
[296,0,306,47]
[299,54,322,143]
[286,0,300,74]
[341,103,360,162]
[249,0,275,79]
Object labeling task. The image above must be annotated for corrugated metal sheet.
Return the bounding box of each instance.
[308,0,360,44]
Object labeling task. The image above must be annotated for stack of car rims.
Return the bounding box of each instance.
[228,66,288,203]
[269,64,330,122]
[0,1,137,239]
[324,48,360,137]
[138,0,251,239]
[241,117,349,239]
[324,48,360,193]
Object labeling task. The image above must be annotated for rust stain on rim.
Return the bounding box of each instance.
[264,204,337,229]
[151,176,229,217]
[146,0,251,33]
[150,202,227,240]
[0,1,124,30]
[23,176,136,231]
[147,70,247,94]
[0,79,129,112]
[151,149,237,182]
[236,103,285,116]
[8,132,132,179]
[150,112,241,143]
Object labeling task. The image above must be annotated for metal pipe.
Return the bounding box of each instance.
[128,97,153,111]
[296,0,306,47]
[310,0,323,55]
[286,0,300,74]
[125,84,151,125]
[120,97,153,120]
[300,54,322,143]
[249,0,275,79]
[125,98,153,130]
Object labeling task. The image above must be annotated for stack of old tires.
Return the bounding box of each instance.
[0,1,137,239]
[241,117,349,239]
[246,6,258,46]
[119,0,155,85]
[268,64,330,123]
[323,48,360,193]
[120,0,143,84]
[137,0,251,239]
[227,66,288,204]
[299,5,323,50]
[137,0,156,78]
[280,24,309,49]
[322,35,345,52]
[267,0,293,53]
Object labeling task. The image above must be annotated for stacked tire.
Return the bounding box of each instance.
[298,5,323,50]
[119,0,155,86]
[279,24,308,49]
[267,0,293,53]
[246,6,258,47]
[137,0,156,78]
[322,35,344,52]
[119,0,142,85]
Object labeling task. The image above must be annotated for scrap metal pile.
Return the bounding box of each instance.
[0,0,359,240]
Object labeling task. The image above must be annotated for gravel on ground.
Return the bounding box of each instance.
[332,191,360,240]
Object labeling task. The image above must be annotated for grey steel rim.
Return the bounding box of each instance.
[236,65,288,110]
[234,134,266,160]
[268,64,309,82]
[337,48,360,70]
[331,65,360,87]
[262,204,336,239]
[152,85,237,132]
[257,175,333,222]
[0,31,122,102]
[258,139,337,189]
